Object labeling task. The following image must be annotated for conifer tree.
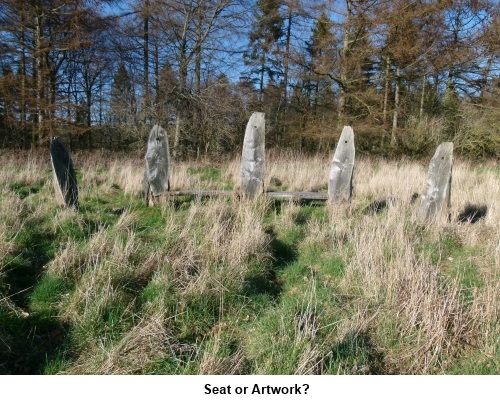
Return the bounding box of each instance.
[306,12,336,112]
[109,63,136,125]
[244,0,284,104]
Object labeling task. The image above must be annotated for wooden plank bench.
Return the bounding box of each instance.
[165,190,328,201]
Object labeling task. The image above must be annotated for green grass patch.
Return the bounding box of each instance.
[67,290,136,350]
[187,167,234,190]
[30,276,71,318]
[8,181,43,199]
[447,349,500,375]
[419,231,484,305]
[187,166,222,181]
[43,350,74,375]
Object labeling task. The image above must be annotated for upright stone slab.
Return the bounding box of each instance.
[418,142,453,221]
[144,125,170,205]
[240,112,265,198]
[328,126,355,202]
[50,137,79,209]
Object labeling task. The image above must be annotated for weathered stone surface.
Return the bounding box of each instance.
[143,171,152,205]
[328,126,355,202]
[418,142,453,221]
[144,125,170,204]
[240,112,265,198]
[50,137,79,209]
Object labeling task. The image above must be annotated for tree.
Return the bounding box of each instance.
[374,0,444,144]
[244,0,284,104]
[306,11,336,112]
[337,0,378,120]
[109,63,136,125]
[0,0,119,145]
[64,10,113,128]
[438,0,493,102]
[148,0,243,156]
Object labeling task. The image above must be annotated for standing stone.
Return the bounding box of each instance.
[240,112,265,198]
[144,125,170,205]
[50,137,79,209]
[418,142,453,221]
[328,126,355,202]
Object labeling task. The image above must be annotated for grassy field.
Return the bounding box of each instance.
[0,149,499,375]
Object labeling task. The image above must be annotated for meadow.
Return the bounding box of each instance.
[0,149,499,374]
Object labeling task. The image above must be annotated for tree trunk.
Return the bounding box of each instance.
[20,10,27,125]
[419,74,426,120]
[86,89,92,127]
[143,0,150,120]
[194,8,202,96]
[99,77,103,125]
[194,5,203,154]
[174,33,188,158]
[174,115,182,156]
[382,55,390,124]
[154,38,159,106]
[444,67,454,105]
[48,70,57,137]
[480,56,493,100]
[391,65,400,146]
[35,13,44,143]
[283,7,292,107]
[259,55,265,105]
[338,0,352,118]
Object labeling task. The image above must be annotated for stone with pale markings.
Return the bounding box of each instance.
[144,125,170,205]
[240,112,265,198]
[50,137,79,209]
[328,126,355,202]
[418,142,453,221]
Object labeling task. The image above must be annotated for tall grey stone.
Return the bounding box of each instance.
[240,112,265,198]
[328,126,355,202]
[144,125,170,205]
[418,142,453,221]
[50,137,79,209]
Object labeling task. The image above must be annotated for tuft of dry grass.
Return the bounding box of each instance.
[170,197,271,297]
[196,338,246,375]
[61,310,170,374]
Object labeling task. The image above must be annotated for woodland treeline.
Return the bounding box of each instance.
[0,0,498,158]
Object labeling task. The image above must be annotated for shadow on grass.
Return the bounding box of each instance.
[457,203,487,224]
[325,331,391,375]
[269,199,325,216]
[242,226,300,301]
[1,229,71,374]
[0,311,71,374]
[269,235,298,269]
[4,230,56,308]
